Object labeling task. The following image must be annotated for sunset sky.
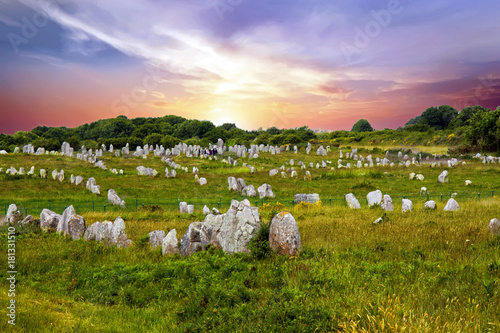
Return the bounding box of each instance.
[1,0,500,134]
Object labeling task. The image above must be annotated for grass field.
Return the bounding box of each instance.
[1,145,499,332]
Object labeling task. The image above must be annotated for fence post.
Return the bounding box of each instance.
[427,193,429,201]
[492,191,495,197]
[344,195,346,206]
[440,194,443,202]
[219,197,221,209]
[403,195,405,199]
[104,204,106,213]
[25,208,27,216]
[261,198,263,206]
[329,198,332,206]
[449,191,452,198]
[92,201,94,212]
[478,193,480,200]
[135,199,138,211]
[4,204,6,216]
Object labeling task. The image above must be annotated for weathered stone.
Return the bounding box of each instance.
[187,205,194,214]
[345,193,360,209]
[20,215,34,225]
[381,194,393,211]
[108,189,125,207]
[6,204,22,224]
[257,183,275,199]
[269,169,279,176]
[438,170,449,183]
[366,190,382,207]
[75,176,84,186]
[489,218,500,236]
[199,177,207,186]
[40,209,61,231]
[162,229,179,255]
[57,205,86,240]
[269,212,301,256]
[203,205,211,215]
[402,199,413,213]
[443,198,459,211]
[465,180,472,186]
[415,174,424,181]
[179,202,188,213]
[112,217,132,248]
[423,200,437,210]
[228,176,238,191]
[242,185,257,197]
[420,187,427,195]
[149,230,166,248]
[181,222,204,256]
[294,193,320,204]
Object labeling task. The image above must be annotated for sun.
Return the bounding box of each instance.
[211,108,239,126]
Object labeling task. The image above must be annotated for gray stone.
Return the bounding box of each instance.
[438,170,449,183]
[6,204,22,224]
[257,183,275,199]
[187,205,194,214]
[179,202,188,213]
[112,217,132,248]
[367,190,383,207]
[40,209,61,231]
[228,176,238,191]
[162,229,179,255]
[242,185,257,197]
[20,215,34,225]
[424,200,437,210]
[57,205,86,240]
[443,198,459,211]
[269,212,302,256]
[402,199,413,213]
[345,193,361,209]
[75,176,84,186]
[108,189,125,207]
[203,205,211,215]
[489,218,500,236]
[381,194,393,211]
[294,193,320,204]
[181,222,204,256]
[149,230,166,248]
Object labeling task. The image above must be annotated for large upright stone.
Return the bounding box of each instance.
[402,199,413,213]
[269,212,302,256]
[345,193,361,209]
[228,176,238,191]
[443,198,459,211]
[6,204,22,224]
[438,170,449,183]
[423,200,437,210]
[366,190,382,207]
[162,229,179,255]
[40,209,61,231]
[111,217,132,248]
[381,194,393,211]
[149,230,166,248]
[57,205,86,240]
[200,199,260,254]
[108,189,125,207]
[179,202,188,213]
[489,218,500,236]
[257,184,275,199]
[180,222,204,256]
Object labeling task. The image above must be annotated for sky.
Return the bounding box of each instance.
[1,0,500,134]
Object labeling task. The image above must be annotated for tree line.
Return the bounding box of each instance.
[0,104,499,153]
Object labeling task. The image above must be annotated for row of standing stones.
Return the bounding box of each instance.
[1,199,303,256]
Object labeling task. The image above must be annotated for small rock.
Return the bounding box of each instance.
[149,230,166,248]
[443,198,459,211]
[162,229,179,255]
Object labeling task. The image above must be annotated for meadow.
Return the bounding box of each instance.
[0,145,499,332]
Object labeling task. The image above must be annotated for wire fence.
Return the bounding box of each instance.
[2,190,497,217]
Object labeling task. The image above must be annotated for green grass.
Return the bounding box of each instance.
[0,147,499,332]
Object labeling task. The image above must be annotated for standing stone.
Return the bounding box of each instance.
[489,218,500,236]
[269,169,279,176]
[257,184,275,199]
[203,205,211,215]
[57,205,86,240]
[438,170,449,183]
[228,176,238,191]
[187,205,194,214]
[381,194,393,211]
[6,204,22,224]
[366,190,383,207]
[402,199,413,213]
[423,201,437,210]
[269,212,302,256]
[75,176,84,186]
[443,198,459,211]
[345,193,361,209]
[180,222,204,256]
[162,229,179,255]
[149,230,166,248]
[179,202,188,213]
[112,217,132,248]
[40,209,62,231]
[242,185,257,197]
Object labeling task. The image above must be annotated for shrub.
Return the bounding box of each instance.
[248,219,272,259]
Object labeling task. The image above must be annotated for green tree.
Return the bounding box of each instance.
[161,134,180,148]
[419,105,458,130]
[465,109,500,151]
[450,105,489,128]
[143,133,163,146]
[32,137,60,151]
[351,119,374,132]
